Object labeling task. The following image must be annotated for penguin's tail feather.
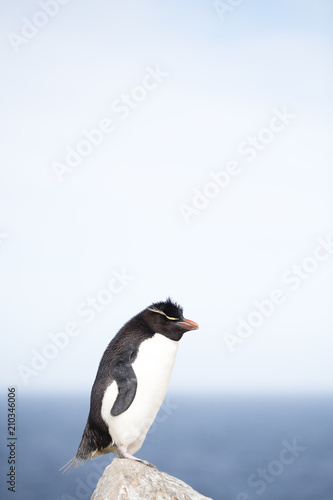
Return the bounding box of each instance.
[60,420,113,475]
[60,455,86,475]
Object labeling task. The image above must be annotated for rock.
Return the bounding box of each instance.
[91,457,213,500]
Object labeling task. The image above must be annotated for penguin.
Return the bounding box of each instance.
[61,298,198,472]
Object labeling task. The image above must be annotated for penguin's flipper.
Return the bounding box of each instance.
[110,351,137,417]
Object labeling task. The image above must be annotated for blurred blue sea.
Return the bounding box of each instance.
[1,394,332,500]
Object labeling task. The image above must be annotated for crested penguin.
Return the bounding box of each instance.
[61,298,198,472]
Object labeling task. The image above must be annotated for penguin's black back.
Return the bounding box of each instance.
[85,313,155,445]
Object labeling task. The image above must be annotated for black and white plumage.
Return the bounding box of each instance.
[61,298,198,472]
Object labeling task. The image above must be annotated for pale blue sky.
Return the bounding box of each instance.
[1,0,332,395]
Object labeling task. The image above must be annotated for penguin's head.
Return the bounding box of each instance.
[145,298,198,341]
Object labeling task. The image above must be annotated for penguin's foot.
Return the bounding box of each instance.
[116,445,156,468]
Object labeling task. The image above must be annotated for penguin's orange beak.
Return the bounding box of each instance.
[177,318,199,331]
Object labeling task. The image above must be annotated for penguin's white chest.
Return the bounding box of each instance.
[101,333,178,454]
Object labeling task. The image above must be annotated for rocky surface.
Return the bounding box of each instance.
[91,457,213,500]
